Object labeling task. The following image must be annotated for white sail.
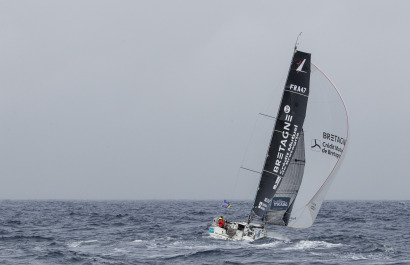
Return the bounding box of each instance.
[287,63,349,229]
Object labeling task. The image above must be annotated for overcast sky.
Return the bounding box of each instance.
[1,1,409,200]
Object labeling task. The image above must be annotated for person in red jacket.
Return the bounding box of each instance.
[219,216,226,228]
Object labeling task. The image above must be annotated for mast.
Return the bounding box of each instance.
[294,32,302,52]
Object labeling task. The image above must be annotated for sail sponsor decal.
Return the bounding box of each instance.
[311,132,346,159]
[270,197,291,210]
[310,202,317,211]
[323,132,346,145]
[273,176,282,190]
[272,105,302,178]
[272,105,299,176]
[257,197,272,211]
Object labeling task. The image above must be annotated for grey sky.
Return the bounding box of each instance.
[1,1,409,200]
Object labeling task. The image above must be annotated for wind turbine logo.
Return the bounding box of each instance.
[311,139,321,152]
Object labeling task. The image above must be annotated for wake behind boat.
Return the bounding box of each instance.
[209,39,349,241]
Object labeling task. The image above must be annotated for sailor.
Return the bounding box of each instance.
[219,216,226,228]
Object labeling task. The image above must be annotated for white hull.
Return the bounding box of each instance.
[208,219,266,241]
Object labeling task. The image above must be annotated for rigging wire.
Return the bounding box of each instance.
[225,34,303,219]
[247,45,300,222]
[226,64,289,217]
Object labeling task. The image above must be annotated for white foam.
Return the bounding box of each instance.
[33,246,43,251]
[350,254,368,260]
[383,244,395,254]
[253,241,282,248]
[168,239,251,252]
[113,248,129,253]
[266,231,291,242]
[67,242,80,248]
[68,239,98,248]
[283,240,342,250]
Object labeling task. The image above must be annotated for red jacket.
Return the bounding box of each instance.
[219,219,226,228]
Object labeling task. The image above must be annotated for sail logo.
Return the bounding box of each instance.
[273,113,293,174]
[310,202,317,211]
[272,176,282,190]
[289,84,306,94]
[296,59,307,73]
[271,197,290,210]
[319,132,345,159]
[257,201,267,211]
[311,139,321,152]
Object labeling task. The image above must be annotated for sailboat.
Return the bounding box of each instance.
[209,41,349,240]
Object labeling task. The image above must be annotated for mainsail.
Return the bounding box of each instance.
[251,50,348,228]
[252,50,311,218]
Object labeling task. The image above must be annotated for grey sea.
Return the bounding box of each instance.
[0,200,409,264]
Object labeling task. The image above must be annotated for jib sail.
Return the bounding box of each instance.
[286,63,349,228]
[252,50,311,218]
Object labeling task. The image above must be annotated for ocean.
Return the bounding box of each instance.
[0,200,409,265]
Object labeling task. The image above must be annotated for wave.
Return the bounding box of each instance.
[283,240,343,251]
[164,249,223,260]
[0,235,54,242]
[266,231,291,242]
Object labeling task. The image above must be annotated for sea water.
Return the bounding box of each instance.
[0,200,409,264]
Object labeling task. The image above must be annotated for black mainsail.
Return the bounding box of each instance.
[252,50,311,219]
